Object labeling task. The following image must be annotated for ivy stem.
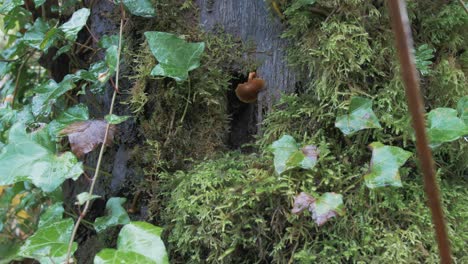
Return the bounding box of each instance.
[65,5,125,263]
[180,78,191,124]
[11,52,34,108]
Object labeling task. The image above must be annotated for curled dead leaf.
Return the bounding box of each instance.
[60,120,116,158]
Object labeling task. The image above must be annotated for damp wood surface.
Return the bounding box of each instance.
[197,0,297,124]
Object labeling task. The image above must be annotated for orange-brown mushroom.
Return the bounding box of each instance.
[235,72,265,103]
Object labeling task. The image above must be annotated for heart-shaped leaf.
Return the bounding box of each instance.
[271,135,319,175]
[292,192,345,226]
[76,192,101,206]
[426,108,467,148]
[18,218,78,264]
[364,142,412,188]
[117,222,169,264]
[38,203,64,228]
[0,124,83,192]
[59,8,90,41]
[117,0,156,18]
[0,0,24,14]
[48,103,89,139]
[32,76,75,117]
[93,197,130,233]
[335,96,381,136]
[22,18,50,50]
[145,31,205,82]
[105,114,130,125]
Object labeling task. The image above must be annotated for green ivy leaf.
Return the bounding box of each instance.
[117,222,169,264]
[312,192,345,226]
[271,135,319,175]
[94,248,156,264]
[426,108,467,148]
[40,27,63,51]
[18,218,78,264]
[0,0,23,14]
[22,18,50,50]
[145,31,205,82]
[118,0,156,18]
[292,192,345,226]
[38,203,64,228]
[76,192,101,206]
[33,0,46,7]
[32,76,75,117]
[415,44,435,76]
[104,114,130,124]
[94,197,130,233]
[335,96,381,136]
[457,96,468,125]
[59,8,90,41]
[105,45,118,72]
[48,103,89,139]
[0,124,83,192]
[364,142,412,188]
[99,34,120,49]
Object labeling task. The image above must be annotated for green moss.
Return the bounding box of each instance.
[123,0,467,262]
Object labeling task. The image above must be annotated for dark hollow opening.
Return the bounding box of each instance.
[226,73,257,150]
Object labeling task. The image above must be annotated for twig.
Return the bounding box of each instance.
[11,52,34,108]
[65,4,126,263]
[458,0,468,14]
[388,1,451,263]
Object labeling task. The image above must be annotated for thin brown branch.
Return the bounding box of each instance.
[388,1,452,263]
[65,4,126,263]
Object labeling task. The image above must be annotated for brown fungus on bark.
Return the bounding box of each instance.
[235,72,265,103]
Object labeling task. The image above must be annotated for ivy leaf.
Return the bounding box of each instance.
[32,76,75,117]
[105,114,130,124]
[105,45,119,72]
[457,96,468,125]
[18,218,78,264]
[33,0,46,7]
[99,34,120,49]
[335,96,381,136]
[22,18,50,50]
[0,124,83,192]
[93,197,130,233]
[285,0,316,14]
[0,0,23,14]
[364,142,412,188]
[76,192,101,206]
[415,44,435,76]
[292,192,345,226]
[426,108,467,148]
[38,203,64,228]
[40,27,63,51]
[144,31,205,82]
[310,192,345,226]
[60,120,116,158]
[59,8,90,41]
[118,0,156,18]
[271,135,319,175]
[117,222,169,264]
[48,103,89,139]
[94,248,156,264]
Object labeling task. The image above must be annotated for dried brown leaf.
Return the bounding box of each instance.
[291,192,315,214]
[60,120,116,158]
